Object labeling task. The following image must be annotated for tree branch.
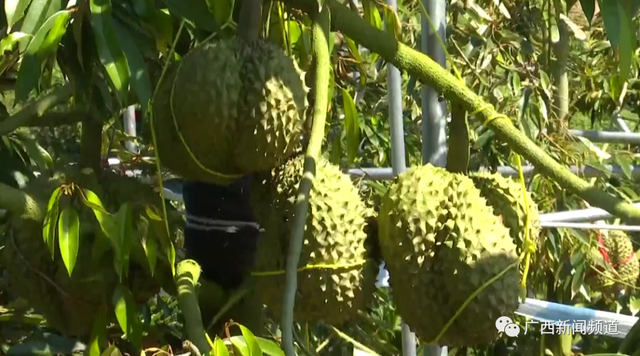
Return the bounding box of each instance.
[282,0,640,224]
[281,6,331,356]
[23,110,87,127]
[238,0,263,42]
[0,83,74,136]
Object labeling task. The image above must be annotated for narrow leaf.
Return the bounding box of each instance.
[138,216,158,276]
[113,19,151,110]
[0,32,31,53]
[89,0,130,105]
[20,136,53,170]
[42,186,61,259]
[116,203,133,279]
[85,308,107,356]
[15,9,70,102]
[239,325,262,356]
[112,284,133,336]
[579,0,596,25]
[341,88,360,164]
[5,0,32,29]
[19,0,62,48]
[212,337,230,356]
[255,338,284,356]
[210,0,234,28]
[58,206,80,277]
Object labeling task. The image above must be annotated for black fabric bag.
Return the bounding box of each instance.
[182,177,262,289]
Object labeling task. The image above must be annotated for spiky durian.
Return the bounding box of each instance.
[378,165,521,347]
[249,156,377,324]
[587,230,639,295]
[469,171,541,254]
[153,38,308,184]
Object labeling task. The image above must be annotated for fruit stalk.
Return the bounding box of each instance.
[282,0,640,224]
[175,259,211,354]
[280,6,331,356]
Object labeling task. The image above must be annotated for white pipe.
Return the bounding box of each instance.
[540,221,640,232]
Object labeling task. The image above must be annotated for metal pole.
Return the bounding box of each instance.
[421,0,447,167]
[420,0,447,355]
[347,164,640,180]
[384,0,416,354]
[124,105,138,154]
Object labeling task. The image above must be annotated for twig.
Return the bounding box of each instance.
[0,83,73,136]
[182,341,201,356]
[281,6,331,356]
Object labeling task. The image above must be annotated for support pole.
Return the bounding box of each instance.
[123,105,138,154]
[421,0,447,355]
[383,0,416,355]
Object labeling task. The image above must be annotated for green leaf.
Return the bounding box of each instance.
[115,203,133,280]
[111,284,141,345]
[5,0,32,30]
[164,0,219,32]
[99,345,122,356]
[89,0,130,106]
[15,9,70,102]
[239,325,262,356]
[579,0,596,25]
[113,19,151,110]
[85,308,107,356]
[42,186,61,259]
[230,336,250,356]
[209,0,234,28]
[0,32,31,53]
[617,4,635,83]
[212,337,230,356]
[613,153,633,180]
[341,88,360,165]
[254,338,284,356]
[139,217,158,276]
[20,136,53,170]
[18,0,62,51]
[599,0,621,47]
[58,206,80,277]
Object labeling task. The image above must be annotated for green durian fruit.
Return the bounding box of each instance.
[587,230,639,294]
[469,171,541,254]
[378,164,521,348]
[249,155,377,325]
[234,40,309,173]
[153,38,308,184]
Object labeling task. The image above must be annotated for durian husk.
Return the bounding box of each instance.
[249,156,377,325]
[587,230,639,295]
[379,165,521,348]
[153,38,308,184]
[469,171,542,254]
[1,168,174,336]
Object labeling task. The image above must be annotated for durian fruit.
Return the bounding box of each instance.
[249,155,377,324]
[153,38,308,184]
[586,230,639,295]
[378,165,521,347]
[469,171,541,254]
[1,168,174,336]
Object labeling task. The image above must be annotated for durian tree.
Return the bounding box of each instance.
[1,0,640,355]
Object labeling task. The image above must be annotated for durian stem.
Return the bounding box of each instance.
[238,0,264,42]
[175,259,211,355]
[281,0,640,224]
[0,182,44,222]
[281,7,331,356]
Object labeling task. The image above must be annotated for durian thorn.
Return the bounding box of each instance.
[168,59,243,181]
[8,225,99,307]
[432,259,520,344]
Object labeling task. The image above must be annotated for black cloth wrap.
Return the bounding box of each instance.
[182,177,262,290]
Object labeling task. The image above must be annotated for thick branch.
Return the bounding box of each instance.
[0,83,73,136]
[24,110,87,127]
[283,0,640,224]
[238,0,263,42]
[80,113,103,173]
[281,6,331,356]
[0,182,44,222]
